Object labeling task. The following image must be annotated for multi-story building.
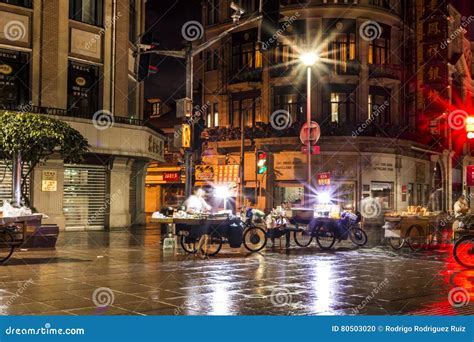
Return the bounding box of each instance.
[191,0,473,214]
[0,0,165,230]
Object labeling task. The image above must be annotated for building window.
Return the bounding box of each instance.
[272,22,305,67]
[67,61,100,116]
[231,91,261,127]
[408,183,414,206]
[368,24,390,65]
[370,0,391,9]
[129,0,137,42]
[322,85,356,123]
[368,86,391,125]
[151,102,161,117]
[232,30,262,73]
[69,0,103,26]
[371,182,394,210]
[128,77,138,118]
[273,86,305,125]
[0,49,30,107]
[238,0,258,13]
[207,0,219,25]
[329,33,356,73]
[205,50,219,71]
[0,0,32,7]
[213,103,219,127]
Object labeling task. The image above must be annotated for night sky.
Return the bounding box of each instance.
[144,0,473,104]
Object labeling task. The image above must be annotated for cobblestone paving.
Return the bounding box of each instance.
[0,228,472,316]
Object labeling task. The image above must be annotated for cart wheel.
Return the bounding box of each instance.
[453,235,474,268]
[180,235,198,254]
[294,229,313,247]
[406,225,426,251]
[243,226,267,252]
[386,237,405,250]
[200,235,222,256]
[0,231,14,264]
[315,226,336,250]
[349,228,368,246]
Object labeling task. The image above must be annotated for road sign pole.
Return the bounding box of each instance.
[306,66,312,208]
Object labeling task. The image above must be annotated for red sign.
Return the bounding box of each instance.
[402,185,407,194]
[467,166,474,187]
[163,172,180,182]
[301,145,320,155]
[299,121,321,145]
[317,172,331,186]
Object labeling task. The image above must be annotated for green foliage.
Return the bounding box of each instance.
[0,111,89,204]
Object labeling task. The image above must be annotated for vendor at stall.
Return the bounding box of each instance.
[183,188,212,214]
[454,195,469,218]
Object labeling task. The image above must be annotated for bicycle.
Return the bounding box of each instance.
[0,225,21,264]
[453,231,474,268]
[293,212,368,250]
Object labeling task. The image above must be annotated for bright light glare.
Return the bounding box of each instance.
[317,192,331,203]
[467,117,474,124]
[300,52,319,66]
[214,185,230,198]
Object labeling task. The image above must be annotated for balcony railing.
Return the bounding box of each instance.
[0,103,159,131]
[202,121,418,142]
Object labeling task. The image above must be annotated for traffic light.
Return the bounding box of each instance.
[467,117,474,140]
[137,31,159,82]
[257,151,268,174]
[259,0,280,50]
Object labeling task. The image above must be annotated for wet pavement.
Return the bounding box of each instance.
[0,227,472,316]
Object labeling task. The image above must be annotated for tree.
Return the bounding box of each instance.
[0,111,90,206]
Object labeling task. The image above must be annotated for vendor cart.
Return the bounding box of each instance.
[151,214,244,256]
[0,214,43,263]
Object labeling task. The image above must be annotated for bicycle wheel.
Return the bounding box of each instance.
[315,225,336,250]
[180,235,198,254]
[453,235,474,268]
[406,225,426,251]
[0,231,14,264]
[386,236,405,250]
[243,226,267,252]
[294,228,313,247]
[200,235,223,256]
[349,228,368,246]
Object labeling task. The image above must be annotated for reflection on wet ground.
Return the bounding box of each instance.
[0,227,472,316]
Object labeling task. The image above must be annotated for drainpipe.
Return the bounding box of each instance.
[110,0,117,114]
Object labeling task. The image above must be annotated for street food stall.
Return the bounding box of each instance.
[383,206,451,250]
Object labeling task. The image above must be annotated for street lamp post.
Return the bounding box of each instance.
[300,52,318,208]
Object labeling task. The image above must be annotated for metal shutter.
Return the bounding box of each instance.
[0,162,30,204]
[63,165,107,230]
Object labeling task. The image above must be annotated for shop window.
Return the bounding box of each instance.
[371,182,394,210]
[322,85,356,124]
[368,86,391,125]
[232,29,262,73]
[333,182,356,211]
[207,0,219,25]
[273,86,306,125]
[0,49,30,107]
[67,61,100,116]
[0,0,32,7]
[231,91,261,127]
[69,0,103,26]
[368,24,390,65]
[275,186,304,207]
[129,0,137,42]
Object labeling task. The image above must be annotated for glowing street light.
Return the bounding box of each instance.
[300,52,319,66]
[215,185,231,210]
